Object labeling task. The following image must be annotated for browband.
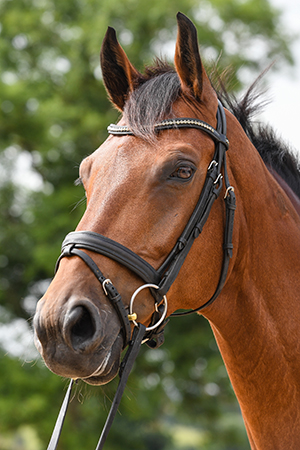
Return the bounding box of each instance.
[107,118,229,149]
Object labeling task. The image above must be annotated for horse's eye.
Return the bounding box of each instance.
[170,166,195,180]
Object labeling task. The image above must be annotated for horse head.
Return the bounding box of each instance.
[33,13,233,385]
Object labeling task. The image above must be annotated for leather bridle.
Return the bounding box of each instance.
[47,100,236,450]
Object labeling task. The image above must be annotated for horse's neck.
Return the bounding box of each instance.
[267,165,300,216]
[203,139,300,449]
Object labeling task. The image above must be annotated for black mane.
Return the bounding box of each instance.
[217,77,300,198]
[124,62,300,198]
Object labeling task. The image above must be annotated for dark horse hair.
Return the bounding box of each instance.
[124,61,300,198]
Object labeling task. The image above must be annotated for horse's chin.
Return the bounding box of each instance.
[81,335,123,386]
[35,330,124,386]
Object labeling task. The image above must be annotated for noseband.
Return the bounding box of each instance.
[48,101,236,450]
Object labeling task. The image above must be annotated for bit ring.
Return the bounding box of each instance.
[129,284,167,331]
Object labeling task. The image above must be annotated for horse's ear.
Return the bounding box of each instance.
[175,12,212,102]
[100,27,141,111]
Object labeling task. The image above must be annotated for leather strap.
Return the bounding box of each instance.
[95,324,146,450]
[58,231,161,286]
[157,158,224,296]
[46,325,146,450]
[47,379,74,450]
[108,117,229,149]
[169,102,236,315]
[171,186,236,315]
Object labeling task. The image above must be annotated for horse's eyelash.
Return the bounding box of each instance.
[74,177,83,187]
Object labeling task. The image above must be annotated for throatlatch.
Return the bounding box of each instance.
[46,101,236,450]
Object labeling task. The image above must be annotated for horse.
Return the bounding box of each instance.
[33,12,300,450]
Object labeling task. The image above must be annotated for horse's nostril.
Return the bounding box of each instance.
[65,305,97,351]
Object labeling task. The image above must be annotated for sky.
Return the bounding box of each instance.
[260,0,300,156]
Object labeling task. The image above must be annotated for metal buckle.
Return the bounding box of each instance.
[224,186,235,199]
[208,160,218,171]
[214,173,223,185]
[102,278,113,296]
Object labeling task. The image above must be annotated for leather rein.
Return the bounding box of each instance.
[46,101,236,450]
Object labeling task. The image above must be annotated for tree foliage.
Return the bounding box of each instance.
[0,0,294,448]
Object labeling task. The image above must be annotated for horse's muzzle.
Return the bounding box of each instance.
[33,296,123,384]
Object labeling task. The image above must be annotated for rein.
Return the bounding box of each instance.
[47,101,236,450]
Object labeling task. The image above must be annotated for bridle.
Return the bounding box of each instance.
[47,100,236,450]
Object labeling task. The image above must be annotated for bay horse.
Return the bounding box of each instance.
[33,12,300,450]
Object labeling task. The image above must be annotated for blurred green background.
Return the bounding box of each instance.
[0,0,296,448]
